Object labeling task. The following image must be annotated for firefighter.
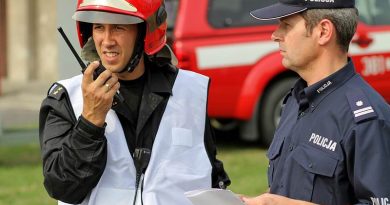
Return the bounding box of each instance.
[242,0,390,204]
[39,0,230,204]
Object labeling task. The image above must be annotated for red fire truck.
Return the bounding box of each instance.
[165,0,390,145]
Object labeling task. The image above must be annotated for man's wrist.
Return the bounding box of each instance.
[76,115,106,140]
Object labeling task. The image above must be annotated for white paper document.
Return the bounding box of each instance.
[185,188,245,205]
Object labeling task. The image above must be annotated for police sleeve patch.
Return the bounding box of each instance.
[48,83,66,100]
[346,89,377,123]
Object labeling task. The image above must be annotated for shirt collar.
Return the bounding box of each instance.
[293,58,356,112]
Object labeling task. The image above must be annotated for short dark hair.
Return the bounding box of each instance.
[300,8,359,52]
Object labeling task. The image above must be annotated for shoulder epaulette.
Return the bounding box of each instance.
[48,83,66,100]
[346,89,377,123]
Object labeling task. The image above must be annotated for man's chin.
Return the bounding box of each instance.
[102,64,124,73]
[281,59,290,68]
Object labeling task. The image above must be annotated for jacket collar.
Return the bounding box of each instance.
[136,60,177,137]
[145,59,175,96]
[293,58,356,112]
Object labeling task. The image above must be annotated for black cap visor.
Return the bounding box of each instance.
[250,3,308,20]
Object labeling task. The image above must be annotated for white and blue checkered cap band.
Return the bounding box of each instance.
[279,0,355,9]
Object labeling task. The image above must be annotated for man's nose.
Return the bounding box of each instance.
[271,28,282,42]
[102,30,115,46]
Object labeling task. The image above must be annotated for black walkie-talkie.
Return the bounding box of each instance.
[57,27,124,104]
[132,148,151,205]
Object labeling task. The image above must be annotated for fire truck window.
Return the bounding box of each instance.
[356,0,390,25]
[165,0,179,31]
[208,0,276,28]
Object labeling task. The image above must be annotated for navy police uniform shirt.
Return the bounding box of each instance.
[267,59,390,205]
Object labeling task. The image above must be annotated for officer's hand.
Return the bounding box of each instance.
[81,61,120,127]
[241,193,318,205]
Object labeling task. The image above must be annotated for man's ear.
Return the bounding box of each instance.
[317,19,334,46]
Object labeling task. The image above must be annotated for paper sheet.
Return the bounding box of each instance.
[185,188,245,205]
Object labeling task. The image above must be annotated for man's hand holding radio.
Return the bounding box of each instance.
[81,61,120,127]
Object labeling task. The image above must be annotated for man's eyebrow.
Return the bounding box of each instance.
[280,17,290,24]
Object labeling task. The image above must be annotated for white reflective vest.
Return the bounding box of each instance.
[58,69,212,205]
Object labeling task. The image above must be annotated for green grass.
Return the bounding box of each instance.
[0,165,56,205]
[0,144,56,205]
[0,138,269,204]
[216,138,269,197]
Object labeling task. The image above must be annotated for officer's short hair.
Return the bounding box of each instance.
[300,8,359,53]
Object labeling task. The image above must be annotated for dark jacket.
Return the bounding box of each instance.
[268,59,390,205]
[39,62,230,203]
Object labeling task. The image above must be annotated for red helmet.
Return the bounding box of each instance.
[73,0,167,55]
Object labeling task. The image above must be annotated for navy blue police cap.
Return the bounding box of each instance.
[250,0,355,20]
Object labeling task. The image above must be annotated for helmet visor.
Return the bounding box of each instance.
[73,11,144,24]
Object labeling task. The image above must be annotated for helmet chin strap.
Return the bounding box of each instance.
[120,23,146,73]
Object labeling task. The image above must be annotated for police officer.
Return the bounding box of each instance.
[39,0,230,205]
[242,0,390,204]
